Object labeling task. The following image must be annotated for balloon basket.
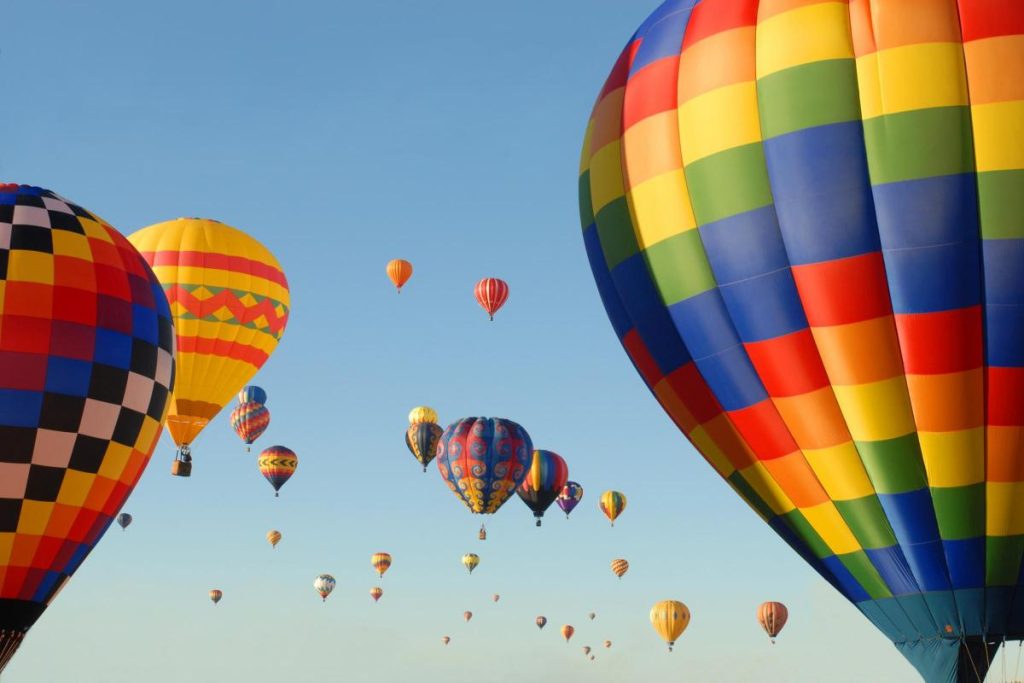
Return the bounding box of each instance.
[171,459,192,477]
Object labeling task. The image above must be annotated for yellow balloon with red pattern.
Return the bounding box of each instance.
[128,218,290,452]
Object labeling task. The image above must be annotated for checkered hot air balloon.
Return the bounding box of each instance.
[0,185,175,674]
[128,219,289,475]
[580,1,1024,679]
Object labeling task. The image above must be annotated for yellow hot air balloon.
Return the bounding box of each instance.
[610,558,629,579]
[266,530,282,549]
[372,552,392,577]
[650,600,690,652]
[462,553,480,574]
[128,218,290,475]
[408,405,438,425]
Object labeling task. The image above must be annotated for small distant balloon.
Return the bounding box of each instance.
[209,589,223,605]
[536,616,547,630]
[258,445,297,497]
[370,587,384,603]
[474,278,509,321]
[557,481,583,518]
[231,401,270,451]
[582,646,591,656]
[516,449,569,526]
[611,558,629,579]
[117,513,133,531]
[408,406,438,425]
[604,640,612,649]
[406,422,442,472]
[387,259,413,293]
[562,625,575,643]
[588,612,596,621]
[599,490,626,526]
[314,574,336,602]
[464,611,473,623]
[758,602,789,644]
[492,594,500,603]
[462,553,480,574]
[372,552,392,578]
[239,386,268,406]
[266,530,282,548]
[441,636,451,646]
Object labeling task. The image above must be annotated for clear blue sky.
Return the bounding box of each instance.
[2,1,938,680]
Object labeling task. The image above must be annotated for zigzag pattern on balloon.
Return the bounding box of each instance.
[164,285,289,337]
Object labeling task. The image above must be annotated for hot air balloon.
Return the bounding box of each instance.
[266,530,282,549]
[516,450,570,526]
[474,278,509,320]
[406,422,442,472]
[557,481,584,518]
[230,401,270,451]
[437,417,532,514]
[258,445,297,497]
[562,625,575,643]
[442,636,450,646]
[589,655,595,661]
[408,405,438,425]
[372,552,392,578]
[650,601,690,652]
[610,559,629,579]
[599,491,626,526]
[386,259,413,293]
[580,3,1024,679]
[536,616,547,630]
[758,602,789,645]
[462,553,480,574]
[117,514,133,531]
[314,574,335,602]
[464,611,473,623]
[588,612,596,621]
[492,594,500,603]
[128,218,289,475]
[239,386,267,406]
[582,646,592,656]
[370,587,384,603]
[209,590,223,605]
[604,640,612,649]
[0,185,176,674]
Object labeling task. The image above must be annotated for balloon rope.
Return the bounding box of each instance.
[1001,637,1006,683]
[1015,640,1023,681]
[964,638,982,683]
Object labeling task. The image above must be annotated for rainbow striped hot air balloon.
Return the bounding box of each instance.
[580,2,1024,680]
[516,450,570,526]
[599,491,626,527]
[230,401,270,451]
[258,445,297,497]
[128,219,289,475]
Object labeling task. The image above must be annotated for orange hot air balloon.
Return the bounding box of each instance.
[464,611,473,623]
[610,558,629,579]
[371,552,392,577]
[370,587,384,603]
[474,278,509,320]
[758,602,789,644]
[386,259,413,293]
[561,625,575,643]
[128,218,289,474]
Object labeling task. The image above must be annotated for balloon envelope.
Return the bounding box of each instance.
[437,417,532,514]
[474,278,509,320]
[561,625,575,642]
[266,530,281,548]
[314,574,335,601]
[128,218,289,453]
[599,491,626,526]
[462,553,480,574]
[372,552,392,577]
[209,590,222,605]
[258,445,297,496]
[580,2,1024,678]
[516,450,569,525]
[650,600,690,651]
[463,611,473,622]
[536,616,547,630]
[386,259,413,292]
[610,559,629,579]
[230,401,269,447]
[406,422,442,472]
[370,587,383,603]
[0,185,175,673]
[556,481,583,518]
[238,386,267,406]
[408,405,438,425]
[117,514,133,531]
[758,602,789,642]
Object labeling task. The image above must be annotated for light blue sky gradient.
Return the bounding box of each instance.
[2,1,942,680]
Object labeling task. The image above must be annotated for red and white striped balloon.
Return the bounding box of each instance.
[474,278,509,321]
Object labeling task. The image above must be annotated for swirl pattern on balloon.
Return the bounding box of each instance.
[436,417,532,514]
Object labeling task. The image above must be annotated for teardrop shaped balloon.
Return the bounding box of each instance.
[209,589,223,605]
[758,602,789,644]
[556,481,583,518]
[408,405,438,425]
[604,640,612,649]
[516,449,569,526]
[599,491,626,527]
[462,553,480,574]
[370,587,384,603]
[128,218,289,467]
[117,514,133,531]
[314,574,335,602]
[588,612,596,621]
[437,417,532,515]
[492,594,500,603]
[238,385,267,406]
[386,259,413,293]
[474,278,509,321]
[561,625,575,643]
[230,401,269,450]
[582,646,591,656]
[441,636,450,646]
[463,610,473,623]
[258,445,297,497]
[266,529,281,548]
[650,600,690,652]
[372,552,392,577]
[580,3,1024,678]
[406,422,442,472]
[536,616,547,630]
[0,186,175,674]
[610,559,629,579]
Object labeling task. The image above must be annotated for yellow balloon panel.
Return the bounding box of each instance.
[128,218,290,448]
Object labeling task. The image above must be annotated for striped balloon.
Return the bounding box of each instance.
[371,552,392,577]
[536,616,547,630]
[757,601,789,644]
[257,445,297,497]
[580,1,1024,679]
[209,589,222,605]
[230,401,270,449]
[238,385,267,406]
[370,587,384,603]
[516,450,570,526]
[128,219,289,460]
[266,529,281,548]
[474,278,509,320]
[610,558,629,579]
[599,491,626,527]
[386,259,413,293]
[406,422,443,472]
[437,417,532,515]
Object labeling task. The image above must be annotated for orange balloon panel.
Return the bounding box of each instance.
[128,218,289,448]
